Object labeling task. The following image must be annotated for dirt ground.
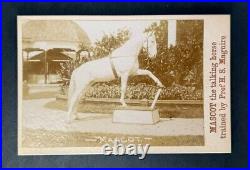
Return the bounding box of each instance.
[21,97,204,148]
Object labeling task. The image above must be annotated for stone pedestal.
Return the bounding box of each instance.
[113,106,160,124]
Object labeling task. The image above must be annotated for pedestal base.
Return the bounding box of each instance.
[113,106,160,124]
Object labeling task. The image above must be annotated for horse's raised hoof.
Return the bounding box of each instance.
[157,82,165,88]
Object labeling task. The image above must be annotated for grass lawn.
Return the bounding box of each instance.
[23,90,203,118]
[45,99,203,118]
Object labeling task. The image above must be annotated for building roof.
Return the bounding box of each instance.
[22,20,91,48]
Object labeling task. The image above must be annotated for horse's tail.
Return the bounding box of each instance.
[68,71,76,108]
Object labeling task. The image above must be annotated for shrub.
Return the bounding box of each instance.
[84,83,202,100]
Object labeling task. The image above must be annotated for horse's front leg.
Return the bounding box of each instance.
[136,69,164,88]
[120,73,128,107]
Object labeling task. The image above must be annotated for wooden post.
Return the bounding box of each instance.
[168,20,177,48]
[26,51,29,61]
[44,50,47,84]
[27,51,29,82]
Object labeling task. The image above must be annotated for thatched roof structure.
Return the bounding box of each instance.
[29,49,72,61]
[22,20,91,49]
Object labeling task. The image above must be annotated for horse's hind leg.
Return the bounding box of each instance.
[67,88,81,123]
[67,80,90,123]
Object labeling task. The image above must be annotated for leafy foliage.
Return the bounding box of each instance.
[138,20,203,88]
[92,29,130,59]
[57,20,203,99]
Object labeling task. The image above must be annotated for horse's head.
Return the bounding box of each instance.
[144,32,157,58]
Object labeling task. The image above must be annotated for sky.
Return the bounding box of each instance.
[75,20,160,45]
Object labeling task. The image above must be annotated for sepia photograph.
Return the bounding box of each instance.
[18,15,230,155]
[3,2,249,168]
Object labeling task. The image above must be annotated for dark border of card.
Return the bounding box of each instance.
[2,2,248,168]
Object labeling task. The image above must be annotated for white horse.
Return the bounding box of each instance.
[67,31,164,122]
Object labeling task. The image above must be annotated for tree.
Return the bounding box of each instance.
[92,29,130,59]
[139,20,203,89]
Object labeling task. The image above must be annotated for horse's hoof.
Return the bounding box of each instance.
[75,115,80,120]
[66,115,76,124]
[66,119,72,124]
[122,103,127,107]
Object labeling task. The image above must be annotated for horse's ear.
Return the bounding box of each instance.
[149,31,156,37]
[152,30,157,36]
[145,31,153,38]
